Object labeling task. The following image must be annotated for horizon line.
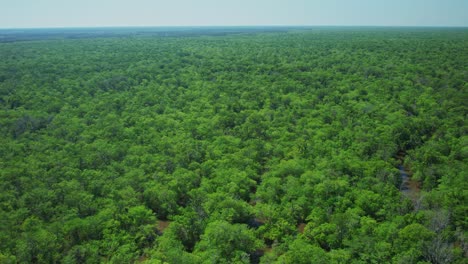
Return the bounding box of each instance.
[1,24,468,30]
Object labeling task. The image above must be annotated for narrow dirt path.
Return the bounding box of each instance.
[396,151,421,205]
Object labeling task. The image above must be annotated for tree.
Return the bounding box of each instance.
[277,238,330,264]
[194,220,263,263]
[16,217,60,263]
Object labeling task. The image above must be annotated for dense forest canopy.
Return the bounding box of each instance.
[0,27,467,263]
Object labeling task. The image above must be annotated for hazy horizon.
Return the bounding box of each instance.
[2,0,468,29]
[2,25,468,30]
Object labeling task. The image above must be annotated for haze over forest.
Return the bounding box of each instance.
[1,0,468,28]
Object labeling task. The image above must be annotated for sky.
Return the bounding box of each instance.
[1,0,468,28]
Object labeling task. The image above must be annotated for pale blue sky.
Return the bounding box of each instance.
[1,0,467,28]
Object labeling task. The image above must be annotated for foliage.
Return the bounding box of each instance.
[0,27,466,263]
